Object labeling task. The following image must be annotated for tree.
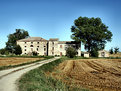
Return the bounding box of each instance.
[109,48,113,54]
[90,48,99,57]
[5,29,29,54]
[14,45,22,55]
[71,16,113,54]
[66,47,77,58]
[114,47,119,54]
[0,48,6,55]
[0,48,9,55]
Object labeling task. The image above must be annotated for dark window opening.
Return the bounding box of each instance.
[25,49,26,51]
[37,42,39,44]
[30,45,33,47]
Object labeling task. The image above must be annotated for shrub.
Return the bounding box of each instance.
[114,47,119,54]
[14,45,22,55]
[66,47,77,58]
[0,48,9,55]
[109,48,113,54]
[0,48,6,55]
[32,51,38,56]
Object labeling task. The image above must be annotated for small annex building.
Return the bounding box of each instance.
[81,51,89,57]
[98,50,109,57]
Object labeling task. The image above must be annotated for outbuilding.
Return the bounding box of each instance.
[98,50,109,57]
[81,51,90,58]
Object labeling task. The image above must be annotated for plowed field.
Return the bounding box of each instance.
[50,59,121,91]
[0,57,43,66]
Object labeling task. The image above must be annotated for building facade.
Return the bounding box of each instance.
[98,50,109,57]
[17,37,81,56]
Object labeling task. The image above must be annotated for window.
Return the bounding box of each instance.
[101,52,105,57]
[25,46,26,47]
[30,45,33,47]
[37,48,38,51]
[52,47,54,50]
[25,49,26,51]
[52,52,54,55]
[52,42,54,45]
[37,46,39,47]
[44,46,46,47]
[25,53,26,54]
[60,45,62,48]
[31,42,33,44]
[37,42,39,44]
[25,42,26,44]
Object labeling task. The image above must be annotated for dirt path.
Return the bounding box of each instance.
[0,57,60,91]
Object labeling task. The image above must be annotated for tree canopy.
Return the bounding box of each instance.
[71,16,113,53]
[5,29,29,53]
[66,47,77,58]
[109,48,114,54]
[114,47,119,54]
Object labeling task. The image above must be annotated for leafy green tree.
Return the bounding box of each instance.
[0,48,6,55]
[66,47,77,58]
[90,48,99,57]
[14,45,22,55]
[71,16,113,54]
[5,29,29,54]
[109,48,113,54]
[114,47,119,54]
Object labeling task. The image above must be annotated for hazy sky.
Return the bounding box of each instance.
[0,0,121,51]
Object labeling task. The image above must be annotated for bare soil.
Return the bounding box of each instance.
[49,59,121,91]
[0,57,43,66]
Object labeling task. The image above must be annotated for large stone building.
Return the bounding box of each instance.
[17,37,81,56]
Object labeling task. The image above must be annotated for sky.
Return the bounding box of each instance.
[0,0,121,51]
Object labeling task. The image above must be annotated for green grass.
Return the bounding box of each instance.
[18,58,91,91]
[0,56,54,70]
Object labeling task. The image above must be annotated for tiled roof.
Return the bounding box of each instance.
[49,38,59,41]
[17,37,47,42]
[58,41,80,44]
